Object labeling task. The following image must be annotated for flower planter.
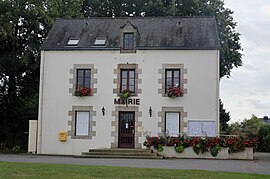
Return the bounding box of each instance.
[152,146,253,160]
[145,136,257,160]
[75,86,92,96]
[167,87,184,98]
[153,146,228,159]
[228,147,253,160]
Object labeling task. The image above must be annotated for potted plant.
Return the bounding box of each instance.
[75,85,92,96]
[120,89,131,100]
[167,86,184,98]
[119,89,132,106]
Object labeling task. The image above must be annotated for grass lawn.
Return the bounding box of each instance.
[0,161,269,179]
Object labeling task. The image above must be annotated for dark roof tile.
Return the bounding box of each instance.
[42,17,220,50]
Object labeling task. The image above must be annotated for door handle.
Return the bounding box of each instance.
[132,130,135,134]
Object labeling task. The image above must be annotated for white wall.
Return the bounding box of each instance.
[38,49,219,155]
[28,120,37,153]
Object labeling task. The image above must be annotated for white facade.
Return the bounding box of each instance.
[38,49,219,155]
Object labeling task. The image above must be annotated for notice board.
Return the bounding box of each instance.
[188,120,216,137]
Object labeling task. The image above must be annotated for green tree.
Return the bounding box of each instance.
[226,121,241,134]
[43,0,83,29]
[83,0,146,17]
[258,125,270,152]
[219,100,230,132]
[0,0,83,149]
[227,115,265,137]
[0,0,45,148]
[173,0,242,78]
[242,115,264,133]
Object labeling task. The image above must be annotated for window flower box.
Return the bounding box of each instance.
[167,87,184,98]
[120,89,132,100]
[75,85,92,96]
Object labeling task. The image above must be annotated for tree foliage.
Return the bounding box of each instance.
[227,115,265,138]
[258,125,270,152]
[219,100,230,132]
[0,0,83,148]
[0,0,44,148]
[226,115,270,152]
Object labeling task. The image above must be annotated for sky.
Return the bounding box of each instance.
[221,0,270,122]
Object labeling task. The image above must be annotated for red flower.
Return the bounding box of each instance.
[75,85,92,96]
[167,87,184,98]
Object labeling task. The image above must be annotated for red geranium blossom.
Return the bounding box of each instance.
[167,87,184,98]
[75,85,92,96]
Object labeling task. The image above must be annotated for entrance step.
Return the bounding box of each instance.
[78,149,163,159]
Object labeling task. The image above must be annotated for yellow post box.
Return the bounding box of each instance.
[59,131,67,142]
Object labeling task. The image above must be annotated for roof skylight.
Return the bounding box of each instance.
[66,38,79,46]
[93,37,107,46]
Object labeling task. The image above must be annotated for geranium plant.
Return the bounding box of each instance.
[144,135,259,157]
[75,85,92,96]
[143,136,166,152]
[120,89,132,100]
[167,87,184,98]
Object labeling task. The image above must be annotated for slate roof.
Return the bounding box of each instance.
[264,120,270,125]
[42,17,220,50]
[263,116,270,125]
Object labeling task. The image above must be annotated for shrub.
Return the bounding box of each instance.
[12,145,21,153]
[157,144,164,152]
[192,137,208,154]
[143,136,166,151]
[258,125,270,152]
[262,135,270,152]
[210,144,221,157]
[0,141,8,152]
[120,89,131,100]
[175,145,185,153]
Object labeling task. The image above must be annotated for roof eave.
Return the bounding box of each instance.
[42,47,220,51]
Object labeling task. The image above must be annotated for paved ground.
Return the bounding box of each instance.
[0,153,270,175]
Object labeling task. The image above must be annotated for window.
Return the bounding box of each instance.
[165,69,180,91]
[120,22,137,53]
[165,112,180,136]
[123,33,134,50]
[120,69,135,93]
[69,106,96,139]
[93,37,107,46]
[75,111,90,136]
[76,69,91,88]
[67,38,79,46]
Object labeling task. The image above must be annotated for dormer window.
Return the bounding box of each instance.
[93,37,107,46]
[66,38,79,46]
[120,22,138,53]
[123,33,134,50]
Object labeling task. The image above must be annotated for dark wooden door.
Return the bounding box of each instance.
[118,112,135,148]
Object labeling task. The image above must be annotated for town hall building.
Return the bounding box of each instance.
[36,17,220,155]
